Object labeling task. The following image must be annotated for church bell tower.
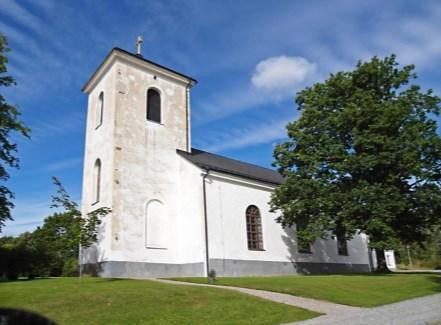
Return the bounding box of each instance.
[80,40,197,276]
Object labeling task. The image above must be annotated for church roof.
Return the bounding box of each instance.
[83,47,197,93]
[177,148,285,185]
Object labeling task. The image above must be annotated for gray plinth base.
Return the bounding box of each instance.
[82,261,205,278]
[81,259,370,278]
[209,258,371,276]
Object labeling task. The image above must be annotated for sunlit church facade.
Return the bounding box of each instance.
[80,46,375,278]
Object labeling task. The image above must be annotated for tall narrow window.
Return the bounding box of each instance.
[246,205,264,250]
[96,91,104,128]
[93,159,101,204]
[146,88,161,123]
[336,229,349,256]
[296,220,312,254]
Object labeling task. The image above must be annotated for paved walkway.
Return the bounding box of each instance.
[289,293,441,325]
[393,269,441,274]
[156,279,441,325]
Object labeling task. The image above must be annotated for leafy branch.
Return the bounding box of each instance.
[51,176,111,248]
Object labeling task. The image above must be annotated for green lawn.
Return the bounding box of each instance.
[0,277,318,325]
[169,273,441,307]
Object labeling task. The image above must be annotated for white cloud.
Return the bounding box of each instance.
[194,55,317,126]
[251,56,317,95]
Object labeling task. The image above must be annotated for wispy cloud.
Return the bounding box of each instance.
[200,117,292,153]
[2,199,53,236]
[1,0,44,35]
[372,9,441,68]
[30,110,85,141]
[38,157,83,173]
[195,86,265,125]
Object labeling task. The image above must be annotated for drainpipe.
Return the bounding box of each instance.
[202,169,210,277]
[185,82,192,153]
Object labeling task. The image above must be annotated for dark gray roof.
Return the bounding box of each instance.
[177,148,284,185]
[82,47,197,92]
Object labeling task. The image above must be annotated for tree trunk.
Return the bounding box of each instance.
[375,249,391,273]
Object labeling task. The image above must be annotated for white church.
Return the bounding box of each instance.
[80,44,378,278]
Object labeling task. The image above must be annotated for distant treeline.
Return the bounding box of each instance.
[395,227,441,270]
[0,212,80,279]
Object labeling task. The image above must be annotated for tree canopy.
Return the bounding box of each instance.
[271,55,441,270]
[0,177,110,279]
[0,34,30,231]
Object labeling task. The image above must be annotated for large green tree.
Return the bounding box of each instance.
[271,55,441,271]
[0,34,30,231]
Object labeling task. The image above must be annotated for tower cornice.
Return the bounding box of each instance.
[82,47,197,94]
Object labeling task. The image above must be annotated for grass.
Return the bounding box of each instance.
[0,277,319,325]
[168,273,441,307]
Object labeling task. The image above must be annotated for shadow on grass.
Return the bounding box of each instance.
[99,278,125,282]
[427,276,441,292]
[0,277,55,284]
[0,276,129,285]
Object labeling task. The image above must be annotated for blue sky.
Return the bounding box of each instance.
[1,0,441,236]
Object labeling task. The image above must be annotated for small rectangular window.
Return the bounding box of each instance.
[96,92,104,129]
[298,241,312,254]
[296,220,312,254]
[337,235,348,256]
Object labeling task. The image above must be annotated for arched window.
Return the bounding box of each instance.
[96,91,104,128]
[246,205,263,250]
[145,199,167,249]
[93,159,101,204]
[146,88,161,123]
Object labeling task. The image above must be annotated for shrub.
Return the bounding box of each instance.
[61,258,79,277]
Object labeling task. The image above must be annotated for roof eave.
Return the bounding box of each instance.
[176,149,284,186]
[82,48,197,94]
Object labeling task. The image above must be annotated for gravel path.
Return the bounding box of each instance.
[156,279,441,325]
[287,293,441,325]
[154,279,361,315]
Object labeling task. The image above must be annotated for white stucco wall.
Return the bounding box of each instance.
[109,58,190,265]
[205,171,370,266]
[82,51,199,268]
[81,64,117,264]
[176,156,206,264]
